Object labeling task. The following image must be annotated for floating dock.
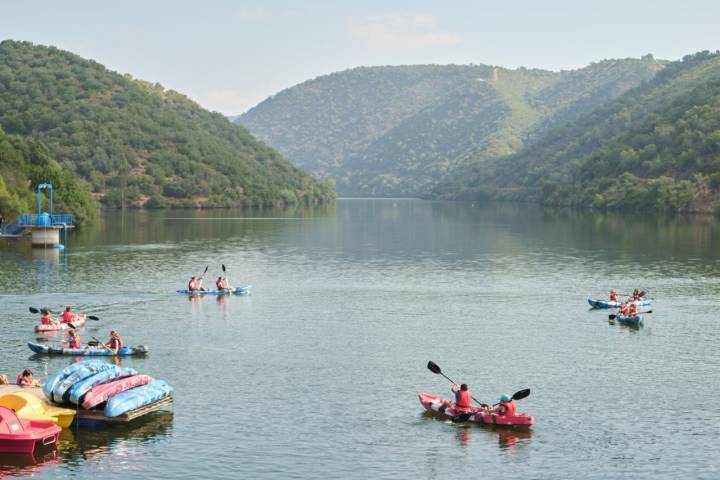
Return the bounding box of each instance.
[0,385,173,424]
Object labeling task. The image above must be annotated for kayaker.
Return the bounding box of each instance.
[216,275,231,291]
[16,369,40,387]
[451,383,473,408]
[627,288,643,302]
[61,306,77,324]
[40,308,59,327]
[0,374,8,385]
[627,302,639,317]
[491,394,517,416]
[188,275,207,292]
[610,290,618,302]
[105,330,124,354]
[619,302,631,316]
[67,328,81,349]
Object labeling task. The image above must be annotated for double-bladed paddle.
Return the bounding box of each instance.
[427,361,488,408]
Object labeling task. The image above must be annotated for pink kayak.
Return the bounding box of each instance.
[418,393,534,426]
[34,315,86,332]
[0,407,61,454]
[81,374,154,409]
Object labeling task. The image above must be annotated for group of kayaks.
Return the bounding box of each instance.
[587,291,653,325]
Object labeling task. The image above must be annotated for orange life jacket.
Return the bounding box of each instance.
[498,400,517,416]
[455,390,472,408]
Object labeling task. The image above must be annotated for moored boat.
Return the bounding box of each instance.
[418,393,534,426]
[34,315,86,332]
[0,392,76,428]
[0,407,61,454]
[28,342,148,357]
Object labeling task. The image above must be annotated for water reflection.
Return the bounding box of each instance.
[0,447,61,477]
[422,412,534,450]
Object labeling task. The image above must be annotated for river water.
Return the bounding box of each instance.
[0,199,718,479]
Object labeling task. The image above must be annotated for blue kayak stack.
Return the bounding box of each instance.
[43,360,173,417]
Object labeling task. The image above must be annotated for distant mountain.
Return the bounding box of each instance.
[0,40,335,211]
[436,51,720,212]
[237,59,663,196]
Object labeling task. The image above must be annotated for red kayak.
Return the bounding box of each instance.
[418,393,534,426]
[35,315,86,332]
[0,407,61,454]
[81,374,154,409]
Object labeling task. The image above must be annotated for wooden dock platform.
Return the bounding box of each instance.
[0,385,173,423]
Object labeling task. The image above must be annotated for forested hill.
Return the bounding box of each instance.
[0,40,335,211]
[237,58,663,196]
[435,51,720,213]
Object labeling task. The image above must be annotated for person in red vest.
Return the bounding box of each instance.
[619,302,631,316]
[61,306,77,324]
[610,290,618,302]
[492,394,517,416]
[66,328,81,349]
[40,308,59,327]
[451,383,472,408]
[216,276,232,291]
[188,276,207,292]
[104,330,124,354]
[16,369,40,387]
[627,302,639,317]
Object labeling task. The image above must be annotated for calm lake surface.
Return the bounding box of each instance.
[1,199,719,479]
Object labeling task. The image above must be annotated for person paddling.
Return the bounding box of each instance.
[619,302,630,316]
[40,308,59,327]
[216,275,232,292]
[188,275,207,292]
[609,289,618,302]
[67,328,81,349]
[103,330,124,354]
[627,302,639,317]
[61,306,77,324]
[491,394,517,416]
[451,383,473,409]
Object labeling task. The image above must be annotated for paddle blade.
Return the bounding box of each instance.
[427,361,442,375]
[88,315,100,321]
[29,307,39,314]
[203,265,208,275]
[608,314,616,320]
[222,264,226,273]
[512,388,531,401]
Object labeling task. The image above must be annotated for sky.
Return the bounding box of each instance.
[2,0,719,115]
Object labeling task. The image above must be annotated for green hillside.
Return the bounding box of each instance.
[437,51,720,213]
[238,59,663,196]
[0,128,98,225]
[0,40,335,211]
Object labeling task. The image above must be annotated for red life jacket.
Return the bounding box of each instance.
[216,279,225,290]
[455,390,472,408]
[188,279,197,291]
[628,304,638,316]
[62,311,74,323]
[610,292,618,302]
[498,401,517,416]
[620,304,630,315]
[41,314,51,325]
[16,374,23,385]
[69,336,81,348]
[109,336,124,351]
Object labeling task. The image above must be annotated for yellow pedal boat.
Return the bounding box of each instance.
[0,390,76,428]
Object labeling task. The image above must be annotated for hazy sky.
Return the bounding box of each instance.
[2,1,718,114]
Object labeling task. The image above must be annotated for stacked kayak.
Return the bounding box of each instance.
[0,391,76,428]
[35,315,86,332]
[28,342,148,356]
[42,361,172,418]
[0,407,61,454]
[588,298,652,309]
[176,285,251,295]
[418,393,534,426]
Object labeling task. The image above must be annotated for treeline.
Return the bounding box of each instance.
[0,128,98,225]
[0,40,335,212]
[436,51,720,213]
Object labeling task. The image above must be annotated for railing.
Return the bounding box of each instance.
[16,213,74,226]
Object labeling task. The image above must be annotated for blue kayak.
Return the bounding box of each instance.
[105,380,173,417]
[44,360,105,400]
[176,285,251,295]
[53,362,118,404]
[28,342,149,357]
[588,298,652,309]
[68,366,138,405]
[616,314,643,325]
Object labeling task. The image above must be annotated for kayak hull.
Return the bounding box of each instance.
[616,314,643,325]
[0,407,61,454]
[81,374,154,410]
[104,381,173,417]
[588,298,652,309]
[418,393,534,426]
[52,363,118,404]
[68,367,138,405]
[28,342,148,357]
[35,315,86,332]
[176,285,251,296]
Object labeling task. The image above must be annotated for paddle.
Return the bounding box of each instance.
[609,310,652,320]
[427,361,488,408]
[453,389,532,422]
[222,263,232,290]
[92,335,112,352]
